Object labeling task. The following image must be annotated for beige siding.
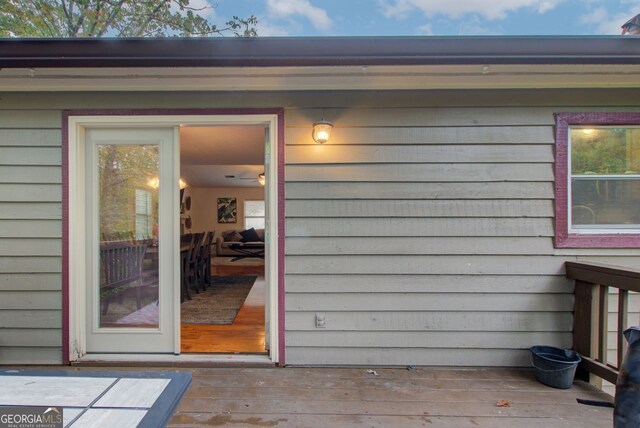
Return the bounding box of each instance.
[286,218,554,237]
[285,274,574,293]
[286,182,555,199]
[2,89,640,366]
[286,200,554,218]
[0,107,62,363]
[286,144,554,164]
[286,311,574,331]
[285,125,553,145]
[285,163,554,182]
[0,347,62,365]
[0,273,62,291]
[282,98,640,366]
[0,310,61,328]
[286,237,555,255]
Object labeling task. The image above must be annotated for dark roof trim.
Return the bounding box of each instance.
[1,36,640,68]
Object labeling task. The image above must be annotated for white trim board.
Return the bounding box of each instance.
[4,64,640,91]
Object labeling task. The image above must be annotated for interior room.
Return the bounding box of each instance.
[179,125,267,354]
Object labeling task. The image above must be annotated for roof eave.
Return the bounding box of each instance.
[1,36,640,68]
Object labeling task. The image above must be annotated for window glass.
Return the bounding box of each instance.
[245,200,265,230]
[570,128,640,229]
[98,144,159,328]
[245,200,266,217]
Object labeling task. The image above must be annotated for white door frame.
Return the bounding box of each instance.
[67,114,280,363]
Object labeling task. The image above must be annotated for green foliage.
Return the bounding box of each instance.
[99,144,159,240]
[0,0,257,37]
[571,128,629,175]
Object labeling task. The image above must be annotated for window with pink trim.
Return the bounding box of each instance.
[555,113,640,248]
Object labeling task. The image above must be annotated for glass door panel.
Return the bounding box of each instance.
[97,144,160,328]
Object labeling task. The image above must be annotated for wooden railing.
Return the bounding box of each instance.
[566,261,640,385]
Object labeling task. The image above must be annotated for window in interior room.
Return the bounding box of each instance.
[245,200,265,229]
[555,113,640,247]
[135,189,153,240]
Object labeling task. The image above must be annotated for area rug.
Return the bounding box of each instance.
[181,275,256,325]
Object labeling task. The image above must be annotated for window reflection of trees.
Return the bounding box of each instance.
[98,144,160,242]
[570,128,640,228]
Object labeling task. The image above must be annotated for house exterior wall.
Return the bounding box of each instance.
[1,89,640,365]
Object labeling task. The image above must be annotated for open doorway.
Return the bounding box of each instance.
[178,125,267,354]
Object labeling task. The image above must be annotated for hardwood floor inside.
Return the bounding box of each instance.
[180,262,266,354]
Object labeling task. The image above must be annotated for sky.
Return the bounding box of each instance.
[207,0,639,37]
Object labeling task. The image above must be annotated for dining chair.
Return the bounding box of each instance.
[197,231,215,288]
[187,232,205,294]
[180,233,193,302]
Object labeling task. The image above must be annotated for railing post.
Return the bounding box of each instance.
[618,289,629,368]
[598,285,609,366]
[573,280,599,382]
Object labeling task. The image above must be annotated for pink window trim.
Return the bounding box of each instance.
[555,112,640,248]
[61,108,286,364]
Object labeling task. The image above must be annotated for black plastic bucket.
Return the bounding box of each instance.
[530,346,582,389]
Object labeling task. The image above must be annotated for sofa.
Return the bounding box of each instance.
[215,228,265,256]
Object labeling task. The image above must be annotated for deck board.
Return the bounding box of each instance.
[167,367,612,427]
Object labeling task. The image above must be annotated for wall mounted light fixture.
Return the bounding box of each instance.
[312,120,333,144]
[258,172,266,186]
[147,177,189,189]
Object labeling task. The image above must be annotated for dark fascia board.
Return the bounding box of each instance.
[0,36,640,68]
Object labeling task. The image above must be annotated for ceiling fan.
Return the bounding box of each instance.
[225,172,265,186]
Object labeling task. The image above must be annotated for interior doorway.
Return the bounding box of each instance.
[178,125,268,354]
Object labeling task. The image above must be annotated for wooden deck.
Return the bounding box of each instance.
[167,367,613,427]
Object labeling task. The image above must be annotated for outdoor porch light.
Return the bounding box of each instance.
[258,172,265,186]
[312,120,333,144]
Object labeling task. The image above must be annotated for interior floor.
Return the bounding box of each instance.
[180,263,266,354]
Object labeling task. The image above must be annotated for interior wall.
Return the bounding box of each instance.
[188,186,264,234]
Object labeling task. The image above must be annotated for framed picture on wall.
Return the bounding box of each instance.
[217,197,237,223]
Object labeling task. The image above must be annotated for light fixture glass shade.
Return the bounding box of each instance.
[312,120,333,144]
[258,172,266,186]
[147,177,188,189]
[147,177,160,189]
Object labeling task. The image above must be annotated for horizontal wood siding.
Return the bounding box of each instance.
[282,97,640,366]
[286,182,555,199]
[0,107,62,363]
[2,90,640,366]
